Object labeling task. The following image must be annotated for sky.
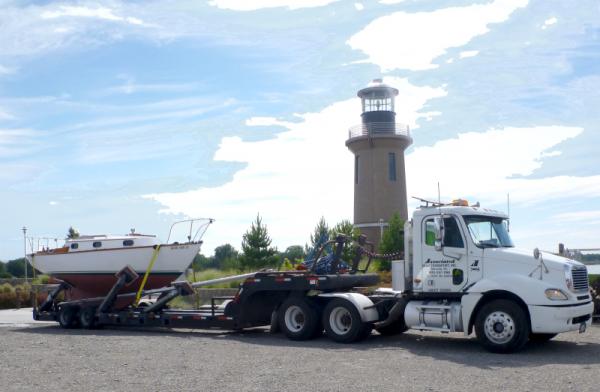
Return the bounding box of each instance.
[1,0,599,259]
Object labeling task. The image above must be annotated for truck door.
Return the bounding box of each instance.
[420,216,469,292]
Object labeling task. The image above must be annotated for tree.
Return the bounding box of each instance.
[191,253,213,271]
[305,217,330,258]
[330,219,361,263]
[0,261,11,278]
[6,258,29,278]
[214,244,240,270]
[240,214,278,270]
[378,212,405,271]
[281,245,304,264]
[67,226,79,239]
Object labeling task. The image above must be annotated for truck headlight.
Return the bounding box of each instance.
[564,264,574,291]
[545,288,568,300]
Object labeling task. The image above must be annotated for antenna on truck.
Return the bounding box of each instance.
[507,193,511,232]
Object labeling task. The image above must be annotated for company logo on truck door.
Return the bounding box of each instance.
[424,258,455,278]
[470,260,480,271]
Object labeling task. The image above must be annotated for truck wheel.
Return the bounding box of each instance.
[278,297,321,341]
[323,299,371,343]
[79,307,97,329]
[58,306,79,329]
[475,299,529,353]
[529,333,557,343]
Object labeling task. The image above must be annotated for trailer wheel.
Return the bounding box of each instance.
[323,299,371,343]
[475,299,529,353]
[79,307,97,329]
[58,306,79,329]
[278,297,321,341]
[529,333,557,343]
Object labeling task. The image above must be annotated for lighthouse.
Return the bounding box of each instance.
[346,79,412,245]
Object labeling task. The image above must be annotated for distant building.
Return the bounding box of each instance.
[346,79,412,245]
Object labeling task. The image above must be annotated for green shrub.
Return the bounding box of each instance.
[0,283,31,309]
[32,274,50,284]
[0,283,14,294]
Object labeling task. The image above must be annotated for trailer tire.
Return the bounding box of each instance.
[79,307,97,329]
[529,333,557,343]
[475,299,529,353]
[58,306,79,329]
[278,297,321,341]
[323,299,371,343]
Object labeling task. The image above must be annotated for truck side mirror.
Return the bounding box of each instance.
[434,216,444,251]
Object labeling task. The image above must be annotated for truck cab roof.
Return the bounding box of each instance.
[414,205,509,219]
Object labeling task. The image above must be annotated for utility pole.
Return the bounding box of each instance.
[22,226,27,282]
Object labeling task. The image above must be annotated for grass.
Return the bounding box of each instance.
[187,269,245,288]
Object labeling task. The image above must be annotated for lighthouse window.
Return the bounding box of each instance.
[388,152,397,181]
[355,155,359,184]
[364,97,391,112]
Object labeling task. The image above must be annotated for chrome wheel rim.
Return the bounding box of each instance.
[284,305,305,332]
[329,307,352,335]
[484,311,515,344]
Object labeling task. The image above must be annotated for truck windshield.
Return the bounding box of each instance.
[464,215,514,248]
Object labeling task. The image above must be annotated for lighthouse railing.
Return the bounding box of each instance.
[348,122,410,139]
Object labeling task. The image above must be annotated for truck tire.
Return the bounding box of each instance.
[58,306,79,329]
[323,299,372,343]
[278,297,321,341]
[79,307,97,329]
[529,333,557,343]
[475,299,529,353]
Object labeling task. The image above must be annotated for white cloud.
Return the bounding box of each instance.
[146,77,443,252]
[542,16,557,30]
[148,101,599,254]
[0,65,16,75]
[551,210,600,223]
[0,128,39,157]
[379,0,407,4]
[245,117,294,127]
[208,0,340,11]
[0,108,15,120]
[459,50,479,59]
[41,6,147,26]
[348,0,528,71]
[405,126,600,208]
[355,3,364,11]
[0,163,40,183]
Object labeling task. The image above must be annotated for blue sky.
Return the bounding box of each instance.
[1,0,599,259]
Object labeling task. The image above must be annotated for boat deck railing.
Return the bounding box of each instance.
[167,218,215,244]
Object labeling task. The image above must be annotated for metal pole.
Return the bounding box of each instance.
[22,227,27,282]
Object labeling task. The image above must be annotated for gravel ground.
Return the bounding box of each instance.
[0,310,598,392]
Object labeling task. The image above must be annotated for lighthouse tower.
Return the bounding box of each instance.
[346,79,412,245]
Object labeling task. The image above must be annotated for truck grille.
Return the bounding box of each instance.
[571,266,589,292]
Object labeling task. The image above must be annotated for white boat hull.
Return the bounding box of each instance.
[30,243,202,301]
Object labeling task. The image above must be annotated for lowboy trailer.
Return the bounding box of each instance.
[33,238,393,343]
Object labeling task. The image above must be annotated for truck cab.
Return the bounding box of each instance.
[398,201,594,352]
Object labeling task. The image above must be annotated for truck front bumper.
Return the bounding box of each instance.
[529,301,594,334]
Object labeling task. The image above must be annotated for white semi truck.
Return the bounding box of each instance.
[377,199,594,352]
[35,200,593,353]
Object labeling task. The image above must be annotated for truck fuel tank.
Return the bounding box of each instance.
[404,300,463,332]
